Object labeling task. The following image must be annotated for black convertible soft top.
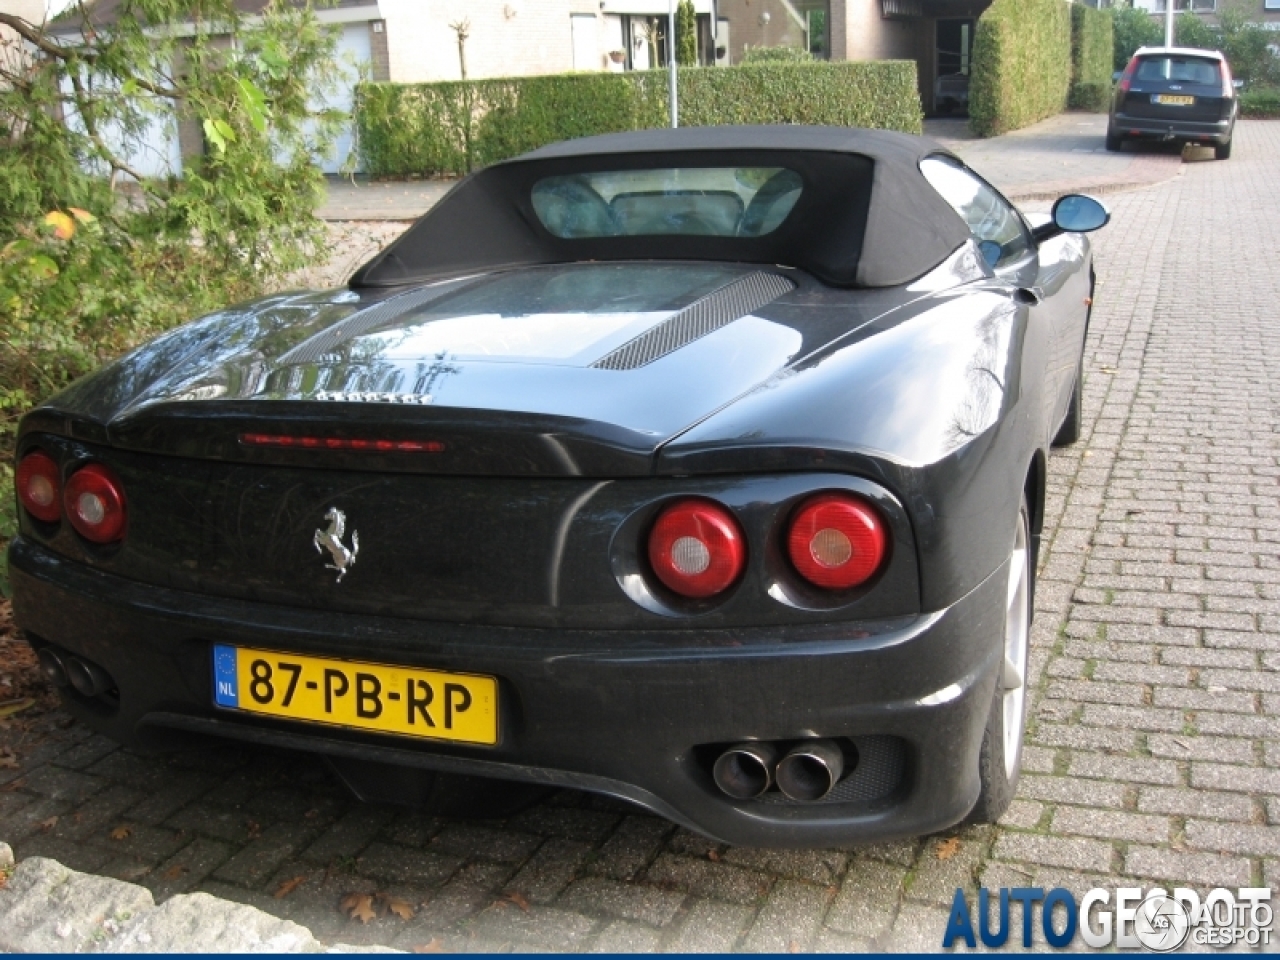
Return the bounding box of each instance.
[349,126,972,290]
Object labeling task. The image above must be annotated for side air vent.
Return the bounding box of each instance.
[279,279,474,365]
[591,271,794,371]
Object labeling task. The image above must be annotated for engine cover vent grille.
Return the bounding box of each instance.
[591,271,794,371]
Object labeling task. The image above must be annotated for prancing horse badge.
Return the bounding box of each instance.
[314,507,359,582]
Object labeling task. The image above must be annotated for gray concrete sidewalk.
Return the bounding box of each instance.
[926,111,1184,202]
[319,177,456,222]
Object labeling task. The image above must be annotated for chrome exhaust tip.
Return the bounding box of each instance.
[776,739,844,802]
[65,656,113,698]
[36,647,70,688]
[712,742,779,799]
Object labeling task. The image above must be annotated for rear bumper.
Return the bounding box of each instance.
[1110,112,1233,143]
[9,535,1007,848]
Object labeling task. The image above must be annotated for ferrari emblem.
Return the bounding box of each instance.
[314,507,359,583]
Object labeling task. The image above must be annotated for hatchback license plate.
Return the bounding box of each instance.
[1153,94,1195,105]
[212,645,498,745]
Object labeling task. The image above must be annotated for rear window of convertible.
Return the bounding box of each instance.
[531,167,804,239]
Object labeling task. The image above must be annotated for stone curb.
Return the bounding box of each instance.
[0,842,401,954]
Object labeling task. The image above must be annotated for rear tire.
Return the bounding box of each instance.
[965,496,1032,825]
[1052,354,1084,447]
[1215,138,1232,160]
[1104,128,1122,152]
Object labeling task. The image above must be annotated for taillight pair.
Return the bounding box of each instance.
[647,493,887,600]
[16,450,127,543]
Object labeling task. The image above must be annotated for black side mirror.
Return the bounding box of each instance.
[1031,194,1110,243]
[1112,71,1123,83]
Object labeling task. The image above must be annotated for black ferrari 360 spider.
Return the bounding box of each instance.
[10,127,1107,847]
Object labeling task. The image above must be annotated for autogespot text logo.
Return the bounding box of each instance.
[942,885,1273,950]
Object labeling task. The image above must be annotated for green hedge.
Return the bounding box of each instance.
[969,0,1071,138]
[1241,87,1280,117]
[1070,4,1114,111]
[356,61,922,178]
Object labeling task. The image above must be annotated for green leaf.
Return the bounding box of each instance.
[202,117,228,154]
[237,77,269,133]
[27,255,59,279]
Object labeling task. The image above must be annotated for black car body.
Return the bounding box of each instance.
[1108,46,1238,158]
[9,127,1106,847]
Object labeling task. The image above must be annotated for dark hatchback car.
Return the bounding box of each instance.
[1108,46,1238,158]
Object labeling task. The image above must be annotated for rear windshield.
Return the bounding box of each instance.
[1135,56,1222,85]
[531,167,803,239]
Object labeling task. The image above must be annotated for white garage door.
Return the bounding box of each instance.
[323,22,372,173]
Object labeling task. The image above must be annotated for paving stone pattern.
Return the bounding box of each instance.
[2,121,1279,952]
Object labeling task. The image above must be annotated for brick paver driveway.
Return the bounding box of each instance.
[2,121,1278,953]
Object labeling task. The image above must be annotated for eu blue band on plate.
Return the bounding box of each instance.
[212,644,239,707]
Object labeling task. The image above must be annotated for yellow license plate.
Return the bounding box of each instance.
[1154,94,1195,105]
[212,644,498,745]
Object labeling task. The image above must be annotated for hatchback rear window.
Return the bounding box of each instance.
[531,167,804,239]
[1135,56,1221,85]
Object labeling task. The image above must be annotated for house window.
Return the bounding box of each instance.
[1265,0,1280,10]
[1137,0,1217,12]
[881,0,923,18]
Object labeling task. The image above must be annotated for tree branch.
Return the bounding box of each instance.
[0,13,83,61]
[0,13,182,100]
[67,67,153,190]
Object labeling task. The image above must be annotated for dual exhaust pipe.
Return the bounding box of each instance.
[712,739,847,802]
[37,646,115,698]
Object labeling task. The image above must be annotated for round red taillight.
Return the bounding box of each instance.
[786,493,887,590]
[16,450,62,523]
[647,498,746,599]
[63,463,127,544]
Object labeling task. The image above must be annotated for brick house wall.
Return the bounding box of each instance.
[0,0,46,80]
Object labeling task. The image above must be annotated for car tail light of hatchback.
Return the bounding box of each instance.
[63,463,127,543]
[786,493,887,590]
[1118,57,1138,93]
[647,498,746,599]
[16,450,62,523]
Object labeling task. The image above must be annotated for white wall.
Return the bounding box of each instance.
[379,0,579,83]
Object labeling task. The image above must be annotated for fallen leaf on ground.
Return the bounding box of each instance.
[274,875,307,899]
[411,939,445,953]
[245,820,261,840]
[0,749,18,770]
[340,892,377,924]
[109,825,133,840]
[0,698,35,720]
[304,808,320,819]
[788,940,800,953]
[38,815,58,833]
[381,894,415,920]
[162,864,189,881]
[500,891,531,912]
[935,837,961,860]
[707,849,721,862]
